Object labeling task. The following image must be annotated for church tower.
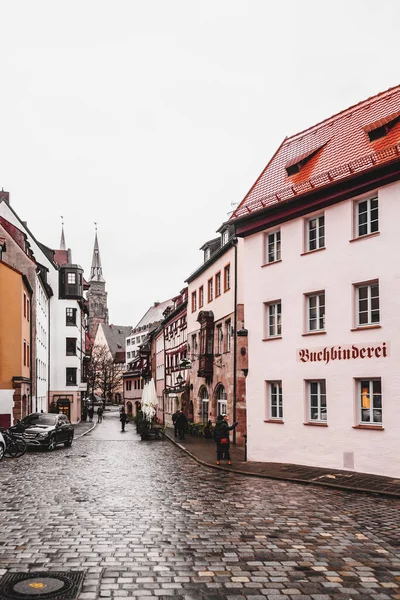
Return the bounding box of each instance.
[87,227,109,341]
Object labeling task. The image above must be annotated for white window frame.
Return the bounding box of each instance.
[215,272,221,297]
[357,378,382,426]
[306,292,325,332]
[268,381,283,420]
[217,325,223,354]
[355,281,379,327]
[265,301,282,338]
[225,320,231,352]
[356,196,379,238]
[217,386,227,416]
[307,214,325,251]
[307,380,327,422]
[67,272,76,284]
[222,230,229,245]
[265,230,281,264]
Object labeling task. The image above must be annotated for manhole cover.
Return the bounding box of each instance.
[0,572,84,600]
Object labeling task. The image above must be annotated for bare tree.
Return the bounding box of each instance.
[86,344,122,401]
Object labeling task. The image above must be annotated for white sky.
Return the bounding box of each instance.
[0,0,398,326]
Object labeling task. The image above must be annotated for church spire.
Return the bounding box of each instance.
[60,216,66,250]
[90,222,105,282]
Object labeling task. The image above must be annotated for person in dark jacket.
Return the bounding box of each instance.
[213,414,238,465]
[172,410,180,437]
[120,407,128,432]
[175,410,188,440]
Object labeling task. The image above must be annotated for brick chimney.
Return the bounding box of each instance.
[0,189,10,205]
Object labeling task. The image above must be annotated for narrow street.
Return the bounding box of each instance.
[0,410,399,600]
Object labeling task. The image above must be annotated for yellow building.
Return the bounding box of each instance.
[0,260,32,427]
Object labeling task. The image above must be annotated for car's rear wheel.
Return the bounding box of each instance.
[64,434,73,448]
[47,435,56,451]
[0,442,4,461]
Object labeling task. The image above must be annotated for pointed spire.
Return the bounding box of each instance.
[60,216,66,250]
[90,222,105,282]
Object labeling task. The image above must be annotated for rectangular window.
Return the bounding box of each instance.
[23,341,27,366]
[358,378,382,425]
[266,230,281,263]
[27,345,30,368]
[224,265,231,291]
[24,293,27,318]
[215,272,221,297]
[66,308,77,326]
[67,272,76,284]
[208,278,214,302]
[66,338,77,356]
[216,325,223,354]
[308,380,327,422]
[356,282,379,326]
[265,301,281,338]
[66,367,77,386]
[191,291,197,312]
[191,334,197,357]
[26,298,30,321]
[225,320,231,352]
[126,380,132,391]
[357,197,378,237]
[127,339,131,346]
[269,381,283,420]
[307,292,325,332]
[307,215,325,251]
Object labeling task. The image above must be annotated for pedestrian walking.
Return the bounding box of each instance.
[213,414,238,465]
[120,407,128,432]
[176,409,188,440]
[88,407,94,422]
[97,406,103,423]
[203,419,213,439]
[172,409,180,438]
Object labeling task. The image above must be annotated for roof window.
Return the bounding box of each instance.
[285,142,328,177]
[365,111,400,142]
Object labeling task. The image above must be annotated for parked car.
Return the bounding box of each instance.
[9,413,74,451]
[0,430,5,461]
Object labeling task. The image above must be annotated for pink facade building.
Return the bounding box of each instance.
[231,86,400,477]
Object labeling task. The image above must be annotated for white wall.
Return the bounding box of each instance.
[244,181,400,477]
[35,274,49,412]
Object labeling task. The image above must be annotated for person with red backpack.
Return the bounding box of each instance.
[213,414,238,465]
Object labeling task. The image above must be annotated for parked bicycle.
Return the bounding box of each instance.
[0,427,27,458]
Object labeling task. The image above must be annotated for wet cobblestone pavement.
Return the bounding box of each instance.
[0,411,399,600]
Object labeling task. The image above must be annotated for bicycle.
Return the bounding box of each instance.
[0,427,27,458]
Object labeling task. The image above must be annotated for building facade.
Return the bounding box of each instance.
[0,261,32,426]
[185,225,247,443]
[231,85,400,477]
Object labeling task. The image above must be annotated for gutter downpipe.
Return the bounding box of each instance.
[233,238,238,445]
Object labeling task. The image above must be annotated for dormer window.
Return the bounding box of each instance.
[205,248,211,261]
[222,231,229,245]
[285,142,328,177]
[365,111,400,142]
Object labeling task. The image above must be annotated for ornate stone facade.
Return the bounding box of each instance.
[87,232,108,341]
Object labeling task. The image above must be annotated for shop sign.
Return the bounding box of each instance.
[297,341,389,365]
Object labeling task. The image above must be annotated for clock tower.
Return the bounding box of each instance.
[87,228,109,341]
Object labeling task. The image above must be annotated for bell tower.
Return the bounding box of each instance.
[87,224,109,341]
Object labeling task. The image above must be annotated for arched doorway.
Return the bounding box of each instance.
[199,386,209,424]
[127,401,133,415]
[215,384,227,417]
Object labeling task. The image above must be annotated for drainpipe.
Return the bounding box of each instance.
[233,238,238,445]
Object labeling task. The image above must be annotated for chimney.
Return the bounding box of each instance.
[0,189,10,205]
[154,301,159,307]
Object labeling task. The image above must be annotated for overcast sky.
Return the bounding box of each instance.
[0,0,398,326]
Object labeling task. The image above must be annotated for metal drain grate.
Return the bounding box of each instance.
[0,572,85,600]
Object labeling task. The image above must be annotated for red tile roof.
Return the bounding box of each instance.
[54,249,69,266]
[231,85,400,220]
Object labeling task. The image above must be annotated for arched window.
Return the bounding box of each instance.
[199,386,209,424]
[216,385,227,416]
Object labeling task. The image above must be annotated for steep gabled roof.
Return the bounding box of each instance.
[231,85,400,220]
[132,299,173,332]
[100,324,132,357]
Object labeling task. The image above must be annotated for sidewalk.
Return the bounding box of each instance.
[164,427,400,498]
[73,420,96,438]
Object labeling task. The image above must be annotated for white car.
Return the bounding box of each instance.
[0,430,5,461]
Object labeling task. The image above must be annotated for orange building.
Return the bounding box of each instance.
[0,260,32,427]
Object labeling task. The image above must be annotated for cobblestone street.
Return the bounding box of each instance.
[1,410,399,600]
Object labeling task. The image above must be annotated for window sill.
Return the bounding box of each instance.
[349,232,380,243]
[264,419,284,424]
[303,422,328,427]
[350,324,381,331]
[262,336,282,342]
[302,331,326,337]
[300,247,326,256]
[261,259,282,268]
[353,425,384,431]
